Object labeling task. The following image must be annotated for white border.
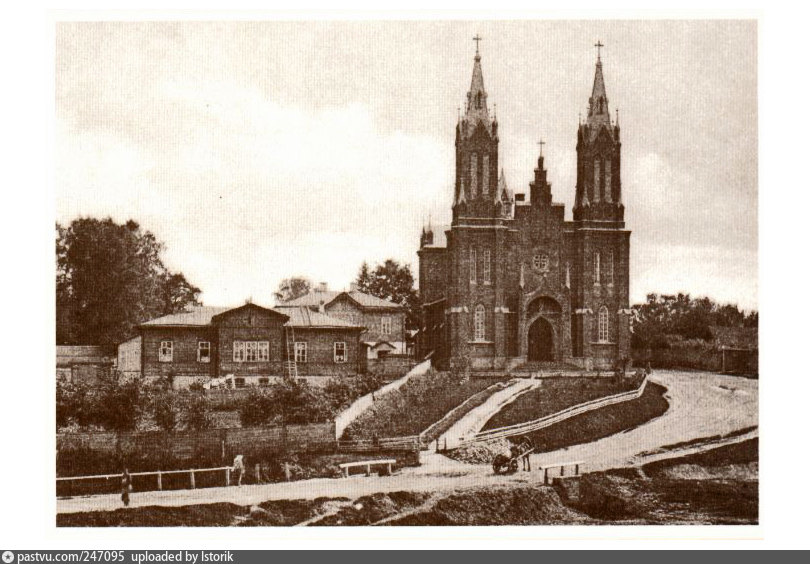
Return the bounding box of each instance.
[1,0,806,550]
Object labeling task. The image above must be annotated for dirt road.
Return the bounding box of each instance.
[57,370,757,515]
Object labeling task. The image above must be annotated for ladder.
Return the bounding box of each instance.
[285,323,298,380]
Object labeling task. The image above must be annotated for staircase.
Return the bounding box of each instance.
[508,361,583,377]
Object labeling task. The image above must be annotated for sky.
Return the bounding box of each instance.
[55,20,757,310]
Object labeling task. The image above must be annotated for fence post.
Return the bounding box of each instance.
[225,468,230,487]
[544,468,549,485]
[284,462,291,482]
[157,471,162,491]
[443,437,447,452]
[190,470,196,489]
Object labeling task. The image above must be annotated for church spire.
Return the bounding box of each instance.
[465,35,491,128]
[587,41,611,129]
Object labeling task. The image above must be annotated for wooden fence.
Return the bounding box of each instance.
[337,435,421,453]
[462,376,649,445]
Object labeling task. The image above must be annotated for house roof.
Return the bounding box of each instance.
[280,306,364,329]
[141,306,231,327]
[140,305,363,330]
[56,346,114,367]
[281,290,403,310]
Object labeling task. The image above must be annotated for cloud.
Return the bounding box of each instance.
[56,79,450,305]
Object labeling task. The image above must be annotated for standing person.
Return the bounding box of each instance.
[121,468,132,507]
[232,455,245,486]
[519,436,534,471]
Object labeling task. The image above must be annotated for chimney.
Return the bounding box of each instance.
[349,282,359,292]
[318,300,325,314]
[318,282,328,292]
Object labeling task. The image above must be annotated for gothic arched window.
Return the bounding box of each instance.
[598,305,609,343]
[474,304,486,341]
[606,250,614,285]
[594,251,601,285]
[470,153,478,196]
[482,154,489,196]
[476,92,482,109]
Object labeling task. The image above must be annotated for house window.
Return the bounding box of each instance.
[258,377,270,387]
[606,250,614,285]
[234,377,246,388]
[474,304,486,341]
[294,342,307,363]
[470,248,477,284]
[233,341,245,362]
[233,341,269,362]
[334,342,347,363]
[565,262,571,289]
[594,252,601,285]
[483,250,491,284]
[598,306,609,343]
[197,341,211,363]
[381,316,392,334]
[159,341,173,363]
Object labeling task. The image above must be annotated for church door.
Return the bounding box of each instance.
[527,317,554,361]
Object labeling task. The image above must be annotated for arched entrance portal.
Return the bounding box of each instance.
[527,317,554,361]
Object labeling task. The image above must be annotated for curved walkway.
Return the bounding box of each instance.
[433,378,541,451]
[57,371,757,515]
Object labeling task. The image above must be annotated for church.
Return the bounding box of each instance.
[417,42,632,372]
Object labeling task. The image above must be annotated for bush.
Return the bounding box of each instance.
[238,379,333,427]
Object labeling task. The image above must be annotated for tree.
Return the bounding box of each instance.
[354,259,420,329]
[56,218,201,347]
[274,277,313,303]
[631,293,758,349]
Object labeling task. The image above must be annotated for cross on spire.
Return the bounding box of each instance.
[473,34,482,54]
[594,40,604,61]
[537,140,546,156]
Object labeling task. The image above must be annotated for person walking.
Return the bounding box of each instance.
[121,468,132,507]
[519,436,534,471]
[232,455,245,486]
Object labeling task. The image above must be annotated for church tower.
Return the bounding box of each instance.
[573,43,624,224]
[453,37,501,221]
[569,43,632,365]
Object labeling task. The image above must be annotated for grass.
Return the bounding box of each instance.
[481,374,645,431]
[341,370,504,440]
[521,381,669,453]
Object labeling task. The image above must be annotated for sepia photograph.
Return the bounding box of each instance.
[52,19,759,528]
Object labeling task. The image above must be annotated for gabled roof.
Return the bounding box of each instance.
[281,290,403,310]
[281,306,364,329]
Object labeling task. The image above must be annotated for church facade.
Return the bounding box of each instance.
[418,45,632,372]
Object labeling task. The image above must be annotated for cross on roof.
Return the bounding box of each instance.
[594,40,604,61]
[537,140,546,156]
[473,34,482,54]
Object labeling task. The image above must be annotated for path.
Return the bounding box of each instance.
[57,371,757,515]
[434,377,541,451]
